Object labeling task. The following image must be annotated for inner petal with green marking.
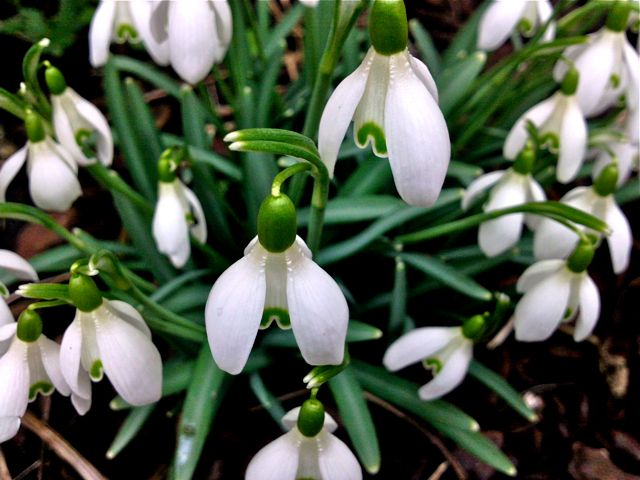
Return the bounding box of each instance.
[90,359,104,381]
[261,307,291,329]
[29,381,54,401]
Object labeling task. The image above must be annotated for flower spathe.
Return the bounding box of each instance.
[152,178,207,268]
[0,138,82,212]
[503,91,587,183]
[477,0,555,51]
[0,327,69,443]
[514,259,600,342]
[318,47,450,207]
[462,168,545,257]
[245,408,362,480]
[383,326,473,400]
[60,299,162,414]
[205,236,349,375]
[149,0,232,84]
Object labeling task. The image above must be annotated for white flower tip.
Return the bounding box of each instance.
[366,463,381,475]
[39,38,50,47]
[228,142,244,152]
[223,131,239,142]
[105,450,116,460]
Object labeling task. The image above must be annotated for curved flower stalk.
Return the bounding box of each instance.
[0,311,70,443]
[477,0,555,51]
[149,0,232,84]
[504,69,587,184]
[533,165,632,274]
[514,241,600,342]
[0,112,81,212]
[246,402,362,480]
[318,0,450,207]
[152,171,206,268]
[462,148,545,257]
[89,0,166,67]
[553,3,639,117]
[60,275,162,414]
[383,316,485,400]
[46,66,113,167]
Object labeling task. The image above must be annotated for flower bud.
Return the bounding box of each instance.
[462,314,487,341]
[44,65,67,95]
[593,164,618,197]
[297,398,325,437]
[158,155,178,183]
[257,194,297,253]
[606,1,631,32]
[69,273,103,312]
[369,0,408,56]
[560,67,579,96]
[17,309,43,343]
[512,143,536,174]
[567,239,595,273]
[25,111,45,143]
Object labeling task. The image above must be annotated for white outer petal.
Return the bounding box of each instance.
[0,145,28,203]
[418,339,473,400]
[287,240,349,366]
[461,170,505,210]
[556,96,587,183]
[38,336,70,396]
[281,407,338,433]
[205,246,266,375]
[317,430,363,480]
[0,250,38,281]
[385,51,450,206]
[51,94,86,165]
[89,0,117,67]
[573,275,600,341]
[0,417,21,443]
[623,40,640,110]
[408,55,439,101]
[245,430,300,480]
[131,0,170,65]
[524,176,547,229]
[153,182,191,268]
[60,317,92,403]
[383,327,460,371]
[68,89,114,167]
[477,0,527,51]
[516,259,566,293]
[183,185,207,242]
[0,340,29,417]
[106,300,151,338]
[503,95,556,159]
[318,50,373,177]
[210,0,233,62]
[604,200,632,274]
[573,31,617,116]
[537,0,556,43]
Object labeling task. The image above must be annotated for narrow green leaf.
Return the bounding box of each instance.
[439,428,517,476]
[0,87,28,120]
[106,405,154,459]
[409,19,441,77]
[249,373,287,430]
[339,157,393,197]
[447,161,483,186]
[22,38,51,117]
[298,195,405,226]
[616,180,640,205]
[438,51,487,116]
[110,55,182,98]
[468,360,537,422]
[329,368,381,474]
[150,270,211,303]
[261,320,382,348]
[229,140,321,166]
[389,256,407,337]
[170,345,230,480]
[265,4,305,58]
[226,128,319,156]
[441,2,488,67]
[18,283,71,301]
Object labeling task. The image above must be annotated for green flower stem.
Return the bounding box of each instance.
[271,163,313,196]
[87,163,153,215]
[306,172,330,255]
[27,299,69,310]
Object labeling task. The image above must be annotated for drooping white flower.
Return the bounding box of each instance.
[477,0,555,51]
[384,326,473,400]
[318,46,450,207]
[513,258,600,342]
[60,298,162,414]
[533,185,632,274]
[205,235,349,375]
[89,0,167,67]
[462,166,545,257]
[0,249,38,284]
[553,24,639,117]
[592,139,638,187]
[245,407,362,480]
[0,313,70,443]
[504,86,587,183]
[152,178,206,268]
[149,0,232,84]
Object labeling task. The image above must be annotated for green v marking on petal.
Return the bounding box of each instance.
[357,122,387,156]
[29,381,54,401]
[261,308,291,329]
[90,359,104,381]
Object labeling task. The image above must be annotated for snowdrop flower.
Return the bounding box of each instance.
[533,164,632,274]
[0,310,70,443]
[477,0,555,51]
[45,65,113,167]
[300,0,319,7]
[553,3,639,117]
[59,274,162,414]
[514,240,600,341]
[206,194,348,374]
[152,156,206,268]
[149,0,232,84]
[462,147,545,256]
[246,399,362,480]
[318,0,449,207]
[89,0,166,67]
[504,68,587,183]
[384,317,484,400]
[0,249,38,287]
[0,112,81,212]
[592,138,638,187]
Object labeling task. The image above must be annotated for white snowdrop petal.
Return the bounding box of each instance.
[0,341,29,417]
[153,185,191,268]
[504,95,556,159]
[51,95,87,165]
[533,217,579,261]
[605,201,632,274]
[0,417,21,443]
[281,407,338,433]
[183,185,207,243]
[71,391,92,416]
[318,50,372,177]
[95,312,162,406]
[0,145,28,203]
[317,430,363,480]
[385,53,450,206]
[205,249,266,375]
[245,430,300,480]
[28,141,81,212]
[130,0,170,66]
[287,245,349,366]
[574,275,600,341]
[553,42,589,81]
[383,327,459,372]
[210,0,233,62]
[514,270,571,341]
[516,259,565,292]
[524,176,547,229]
[574,32,617,116]
[537,0,556,43]
[556,98,587,183]
[68,89,114,167]
[89,0,117,67]
[418,340,473,400]
[60,318,91,400]
[0,249,38,281]
[461,170,504,210]
[408,55,439,101]
[622,41,640,109]
[105,300,151,338]
[477,0,527,51]
[38,337,70,396]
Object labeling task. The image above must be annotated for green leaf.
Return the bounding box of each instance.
[261,320,382,348]
[399,252,492,301]
[110,55,183,98]
[249,373,287,430]
[150,270,211,304]
[265,4,305,58]
[409,19,441,77]
[170,345,230,480]
[468,360,537,422]
[22,38,51,117]
[0,87,28,120]
[329,368,381,474]
[17,283,71,301]
[438,51,487,116]
[225,128,319,156]
[389,256,407,337]
[229,140,322,167]
[106,404,154,459]
[298,195,406,226]
[447,161,483,186]
[440,428,517,476]
[339,157,393,197]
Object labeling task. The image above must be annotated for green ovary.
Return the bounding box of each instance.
[29,381,54,401]
[261,308,291,329]
[357,122,387,157]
